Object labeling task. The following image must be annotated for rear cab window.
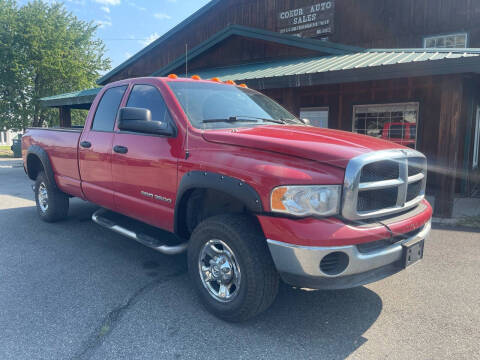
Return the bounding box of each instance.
[91,85,127,132]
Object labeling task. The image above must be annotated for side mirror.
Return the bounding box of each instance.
[118,107,174,136]
[300,118,311,125]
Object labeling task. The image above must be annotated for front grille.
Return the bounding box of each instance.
[360,160,399,182]
[408,157,426,177]
[342,149,427,220]
[358,187,398,212]
[406,180,422,202]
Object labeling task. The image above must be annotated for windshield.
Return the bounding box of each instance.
[167,81,302,129]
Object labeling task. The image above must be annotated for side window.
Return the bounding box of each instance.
[126,84,172,123]
[92,86,127,131]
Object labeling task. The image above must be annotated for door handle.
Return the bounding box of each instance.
[113,145,128,154]
[80,141,91,148]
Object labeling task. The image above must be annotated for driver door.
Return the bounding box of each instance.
[111,83,179,232]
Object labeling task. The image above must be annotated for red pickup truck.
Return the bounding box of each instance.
[22,76,432,322]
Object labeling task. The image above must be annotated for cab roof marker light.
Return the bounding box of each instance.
[226,80,236,85]
[239,83,248,88]
[168,74,178,79]
[211,77,221,82]
[191,75,201,80]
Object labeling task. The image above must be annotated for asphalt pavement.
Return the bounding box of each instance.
[0,159,479,360]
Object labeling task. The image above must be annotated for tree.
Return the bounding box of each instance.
[0,0,110,130]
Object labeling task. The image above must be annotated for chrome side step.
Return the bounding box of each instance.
[92,208,187,255]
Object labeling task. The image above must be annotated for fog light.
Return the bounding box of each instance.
[320,252,349,275]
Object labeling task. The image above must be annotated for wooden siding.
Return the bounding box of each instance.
[107,0,480,83]
[177,36,321,73]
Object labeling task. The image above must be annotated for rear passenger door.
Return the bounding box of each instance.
[79,85,127,210]
[111,83,179,232]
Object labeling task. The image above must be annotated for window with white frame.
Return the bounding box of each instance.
[353,103,419,149]
[300,107,329,128]
[424,33,468,49]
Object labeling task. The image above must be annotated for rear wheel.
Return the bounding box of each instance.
[188,214,279,322]
[34,171,69,222]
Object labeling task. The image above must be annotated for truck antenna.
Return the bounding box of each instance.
[185,42,190,160]
[185,43,188,77]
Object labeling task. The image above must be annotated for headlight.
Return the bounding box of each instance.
[270,185,341,217]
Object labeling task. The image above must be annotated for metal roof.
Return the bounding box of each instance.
[40,87,101,109]
[182,49,480,89]
[40,48,480,108]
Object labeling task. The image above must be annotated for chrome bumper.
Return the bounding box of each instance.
[267,221,431,289]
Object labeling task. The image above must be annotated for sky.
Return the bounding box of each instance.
[18,0,212,72]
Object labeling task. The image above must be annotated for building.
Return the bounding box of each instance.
[40,0,480,218]
[0,129,20,147]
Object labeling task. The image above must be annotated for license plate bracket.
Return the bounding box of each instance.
[402,238,425,268]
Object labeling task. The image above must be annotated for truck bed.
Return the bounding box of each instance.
[22,127,83,197]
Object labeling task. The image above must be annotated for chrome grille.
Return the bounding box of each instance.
[342,149,427,220]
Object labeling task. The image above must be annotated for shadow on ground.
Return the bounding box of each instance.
[0,199,383,360]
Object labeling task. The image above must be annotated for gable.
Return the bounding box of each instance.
[152,25,360,77]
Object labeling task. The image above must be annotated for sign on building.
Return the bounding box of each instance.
[277,1,335,38]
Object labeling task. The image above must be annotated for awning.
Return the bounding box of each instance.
[40,48,480,108]
[39,87,102,109]
[181,49,480,89]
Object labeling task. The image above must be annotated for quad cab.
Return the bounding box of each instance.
[22,76,432,321]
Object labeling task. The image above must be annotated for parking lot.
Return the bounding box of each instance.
[0,159,479,360]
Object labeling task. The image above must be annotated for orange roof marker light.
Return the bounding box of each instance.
[226,80,236,85]
[211,77,221,82]
[168,74,178,79]
[239,83,248,88]
[191,75,201,80]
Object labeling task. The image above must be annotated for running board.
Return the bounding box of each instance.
[92,209,187,255]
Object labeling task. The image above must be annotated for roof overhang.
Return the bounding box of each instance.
[40,49,480,109]
[39,88,102,109]
[181,49,480,90]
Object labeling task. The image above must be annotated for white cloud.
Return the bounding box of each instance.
[94,0,120,6]
[100,6,110,13]
[154,12,171,20]
[66,0,86,5]
[127,1,146,11]
[140,32,160,46]
[96,19,112,28]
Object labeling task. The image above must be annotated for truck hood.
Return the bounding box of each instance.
[202,126,404,168]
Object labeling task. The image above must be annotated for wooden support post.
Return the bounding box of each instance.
[59,107,71,128]
[434,76,463,218]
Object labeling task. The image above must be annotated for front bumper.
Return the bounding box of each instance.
[267,220,431,290]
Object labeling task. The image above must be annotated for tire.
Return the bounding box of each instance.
[188,214,279,322]
[34,171,69,222]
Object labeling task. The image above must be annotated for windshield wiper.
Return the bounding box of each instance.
[204,115,288,124]
[202,116,261,124]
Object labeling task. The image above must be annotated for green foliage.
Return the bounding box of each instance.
[0,0,110,130]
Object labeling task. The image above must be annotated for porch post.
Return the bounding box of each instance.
[434,76,463,218]
[59,107,71,128]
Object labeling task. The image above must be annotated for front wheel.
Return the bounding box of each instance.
[34,171,69,222]
[188,214,279,322]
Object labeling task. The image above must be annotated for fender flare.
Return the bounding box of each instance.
[25,145,57,188]
[174,171,264,235]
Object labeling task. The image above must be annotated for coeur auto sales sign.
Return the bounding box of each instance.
[277,1,335,38]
